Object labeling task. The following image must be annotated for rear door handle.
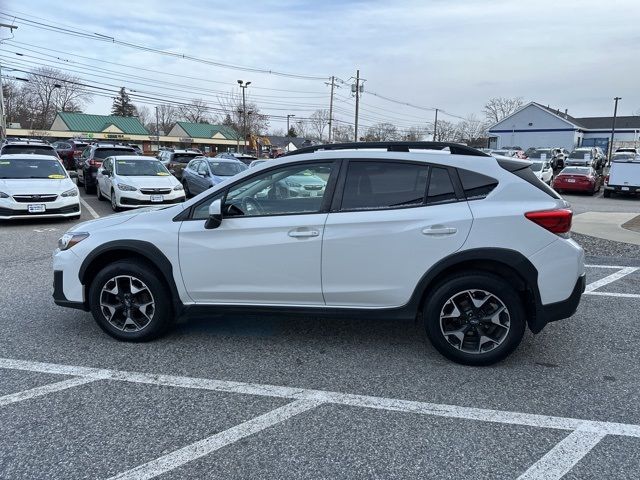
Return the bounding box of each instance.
[288,229,320,238]
[422,226,457,236]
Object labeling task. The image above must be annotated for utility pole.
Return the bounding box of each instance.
[286,114,295,152]
[0,23,18,141]
[237,80,251,153]
[155,106,160,153]
[353,70,361,142]
[432,108,439,141]
[608,97,622,163]
[327,75,335,143]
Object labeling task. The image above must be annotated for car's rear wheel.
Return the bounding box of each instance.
[182,178,191,197]
[96,184,103,201]
[423,272,526,366]
[84,180,95,195]
[89,260,173,341]
[603,189,611,198]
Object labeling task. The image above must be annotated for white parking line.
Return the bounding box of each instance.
[79,197,100,219]
[1,357,640,438]
[107,399,323,480]
[585,267,638,293]
[584,291,640,299]
[516,430,605,480]
[0,376,102,407]
[584,264,632,269]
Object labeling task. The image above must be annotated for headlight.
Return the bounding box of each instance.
[61,188,79,197]
[58,232,89,251]
[0,191,9,198]
[173,184,184,191]
[117,183,137,191]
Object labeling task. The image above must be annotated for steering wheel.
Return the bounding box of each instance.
[241,197,263,216]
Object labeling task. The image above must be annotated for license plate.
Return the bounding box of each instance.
[28,204,46,213]
[310,190,318,197]
[150,195,163,202]
[622,187,629,191]
[567,179,576,183]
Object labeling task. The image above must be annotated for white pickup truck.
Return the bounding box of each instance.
[604,153,640,197]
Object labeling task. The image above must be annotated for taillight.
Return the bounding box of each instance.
[88,159,102,167]
[525,209,572,235]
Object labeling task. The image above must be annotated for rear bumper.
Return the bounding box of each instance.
[540,274,586,324]
[604,184,640,193]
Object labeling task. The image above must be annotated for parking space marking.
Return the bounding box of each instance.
[2,357,640,439]
[79,197,100,219]
[516,430,606,480]
[584,291,640,299]
[584,266,638,294]
[584,264,632,269]
[0,376,102,407]
[107,399,323,480]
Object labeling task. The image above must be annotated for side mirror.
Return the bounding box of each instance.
[204,199,222,230]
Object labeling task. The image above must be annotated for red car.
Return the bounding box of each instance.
[553,167,602,195]
[52,140,89,170]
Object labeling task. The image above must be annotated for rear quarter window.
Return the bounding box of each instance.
[457,169,498,200]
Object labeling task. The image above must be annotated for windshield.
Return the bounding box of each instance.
[569,151,590,159]
[2,145,57,156]
[0,157,67,179]
[207,161,247,176]
[561,167,590,175]
[94,148,136,159]
[528,149,552,159]
[114,159,171,176]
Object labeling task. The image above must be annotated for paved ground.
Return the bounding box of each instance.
[1,189,639,479]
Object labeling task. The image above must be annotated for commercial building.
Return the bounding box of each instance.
[488,102,640,152]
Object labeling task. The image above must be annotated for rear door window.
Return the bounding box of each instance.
[340,161,429,211]
[427,168,457,205]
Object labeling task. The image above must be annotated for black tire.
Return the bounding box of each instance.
[76,172,84,187]
[423,272,526,366]
[182,178,192,197]
[88,260,174,341]
[603,189,611,198]
[96,184,103,201]
[110,190,121,212]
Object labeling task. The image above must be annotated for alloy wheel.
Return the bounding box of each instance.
[439,289,510,354]
[99,275,155,332]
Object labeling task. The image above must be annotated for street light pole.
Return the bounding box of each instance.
[237,80,251,153]
[432,108,439,141]
[608,97,622,162]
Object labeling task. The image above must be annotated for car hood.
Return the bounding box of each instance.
[116,175,180,189]
[0,178,75,195]
[290,175,325,185]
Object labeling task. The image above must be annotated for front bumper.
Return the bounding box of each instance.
[0,197,80,220]
[116,190,185,208]
[53,269,89,311]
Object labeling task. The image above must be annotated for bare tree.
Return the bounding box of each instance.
[308,109,331,141]
[401,125,428,141]
[331,123,354,142]
[22,67,92,129]
[217,91,269,138]
[154,104,177,135]
[293,119,311,139]
[428,119,459,142]
[135,105,155,133]
[177,99,211,124]
[482,97,524,124]
[457,114,487,142]
[364,122,399,141]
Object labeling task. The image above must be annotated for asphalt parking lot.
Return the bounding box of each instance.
[1,190,639,479]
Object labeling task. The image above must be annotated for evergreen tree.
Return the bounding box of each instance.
[111,87,137,117]
[287,126,297,137]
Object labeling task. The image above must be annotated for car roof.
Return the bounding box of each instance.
[0,153,61,160]
[203,157,243,163]
[109,155,158,161]
[2,141,53,147]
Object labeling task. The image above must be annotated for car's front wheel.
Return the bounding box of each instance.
[88,260,173,341]
[110,190,120,212]
[423,272,526,366]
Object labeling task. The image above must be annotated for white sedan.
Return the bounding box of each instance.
[0,154,80,220]
[96,156,185,211]
[529,161,553,185]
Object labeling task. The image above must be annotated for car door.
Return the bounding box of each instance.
[178,160,338,305]
[186,160,202,194]
[195,161,212,194]
[322,160,473,308]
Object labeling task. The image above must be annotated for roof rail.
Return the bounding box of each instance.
[284,141,490,157]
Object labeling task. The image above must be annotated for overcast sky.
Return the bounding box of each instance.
[2,0,640,131]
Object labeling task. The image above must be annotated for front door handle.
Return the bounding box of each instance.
[288,229,320,238]
[422,226,457,236]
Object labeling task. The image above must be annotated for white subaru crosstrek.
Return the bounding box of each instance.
[96,156,185,211]
[0,154,81,220]
[53,142,586,365]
